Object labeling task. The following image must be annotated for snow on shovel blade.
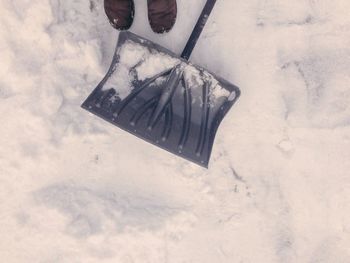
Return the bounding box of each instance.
[82,32,240,168]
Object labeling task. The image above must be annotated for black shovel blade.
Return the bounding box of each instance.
[82,32,240,168]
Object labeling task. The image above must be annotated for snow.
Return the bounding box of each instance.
[118,40,149,68]
[1,0,350,262]
[103,65,133,100]
[134,50,179,81]
[102,39,233,101]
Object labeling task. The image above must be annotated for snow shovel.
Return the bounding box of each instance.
[82,0,240,168]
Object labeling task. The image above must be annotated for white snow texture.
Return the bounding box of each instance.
[1,0,350,262]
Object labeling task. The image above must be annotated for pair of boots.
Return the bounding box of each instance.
[104,0,177,34]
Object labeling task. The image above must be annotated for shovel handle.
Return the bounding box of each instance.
[181,0,218,60]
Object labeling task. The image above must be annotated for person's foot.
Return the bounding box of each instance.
[147,0,177,33]
[104,0,134,30]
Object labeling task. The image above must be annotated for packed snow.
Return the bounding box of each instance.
[102,39,232,102]
[1,0,350,262]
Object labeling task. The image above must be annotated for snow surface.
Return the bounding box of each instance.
[1,0,350,262]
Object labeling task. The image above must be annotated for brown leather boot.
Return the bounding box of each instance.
[104,0,134,30]
[147,0,177,33]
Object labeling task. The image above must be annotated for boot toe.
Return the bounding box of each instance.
[148,0,177,33]
[104,0,134,31]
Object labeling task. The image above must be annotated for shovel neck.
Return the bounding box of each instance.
[180,0,217,60]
